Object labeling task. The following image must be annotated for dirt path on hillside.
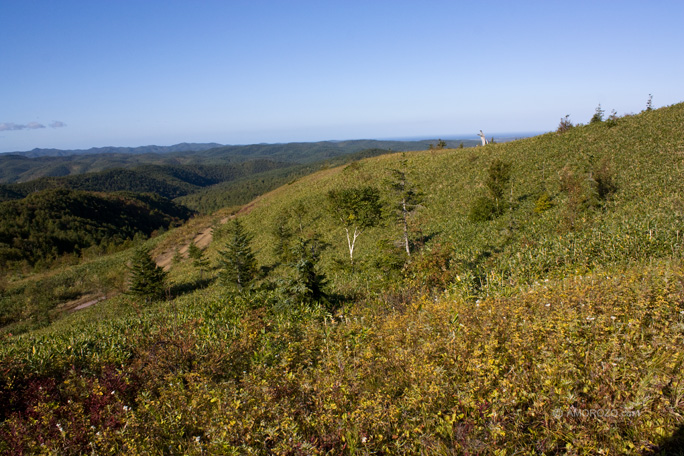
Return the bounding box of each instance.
[155,216,229,270]
[62,191,268,313]
[155,197,263,270]
[61,293,109,313]
[65,212,238,313]
[73,295,107,311]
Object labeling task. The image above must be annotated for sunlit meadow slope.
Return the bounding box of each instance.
[239,103,684,295]
[1,104,684,454]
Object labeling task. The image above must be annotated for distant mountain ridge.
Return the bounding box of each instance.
[8,142,224,158]
[0,139,481,184]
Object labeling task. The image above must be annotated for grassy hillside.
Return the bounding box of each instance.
[1,104,684,454]
[237,103,684,295]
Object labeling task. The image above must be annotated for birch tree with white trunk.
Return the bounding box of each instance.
[327,186,382,265]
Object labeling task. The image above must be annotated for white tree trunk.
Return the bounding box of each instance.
[402,197,410,256]
[478,130,488,146]
[344,226,361,264]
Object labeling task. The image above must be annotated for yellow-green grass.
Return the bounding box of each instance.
[230,103,684,295]
[2,260,682,454]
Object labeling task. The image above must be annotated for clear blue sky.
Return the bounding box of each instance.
[1,0,683,152]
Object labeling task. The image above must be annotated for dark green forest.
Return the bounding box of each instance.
[0,160,295,201]
[0,188,192,270]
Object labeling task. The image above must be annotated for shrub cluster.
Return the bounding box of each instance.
[2,263,683,454]
[469,159,512,222]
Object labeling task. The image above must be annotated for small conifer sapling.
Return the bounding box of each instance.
[218,219,257,291]
[128,247,167,302]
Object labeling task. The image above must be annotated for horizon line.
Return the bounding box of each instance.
[1,131,547,155]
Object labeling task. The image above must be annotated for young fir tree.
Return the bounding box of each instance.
[128,247,167,302]
[172,247,183,265]
[218,219,257,291]
[485,158,512,214]
[272,200,312,265]
[187,241,209,280]
[645,94,653,111]
[272,221,294,265]
[590,103,605,124]
[469,158,513,222]
[287,236,327,304]
[387,163,423,256]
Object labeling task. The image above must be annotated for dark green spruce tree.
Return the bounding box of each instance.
[218,219,257,291]
[590,103,604,124]
[469,158,512,222]
[188,241,209,280]
[272,220,294,265]
[128,247,167,302]
[287,236,327,304]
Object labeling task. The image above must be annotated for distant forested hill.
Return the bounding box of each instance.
[0,146,437,213]
[190,139,479,163]
[176,147,396,212]
[0,139,480,184]
[0,160,296,201]
[0,188,193,269]
[7,142,223,158]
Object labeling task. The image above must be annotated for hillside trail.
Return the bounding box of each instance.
[59,293,110,313]
[62,221,227,314]
[155,216,229,270]
[155,198,259,270]
[65,199,260,313]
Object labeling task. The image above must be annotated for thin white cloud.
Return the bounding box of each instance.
[0,120,66,131]
[0,123,25,131]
